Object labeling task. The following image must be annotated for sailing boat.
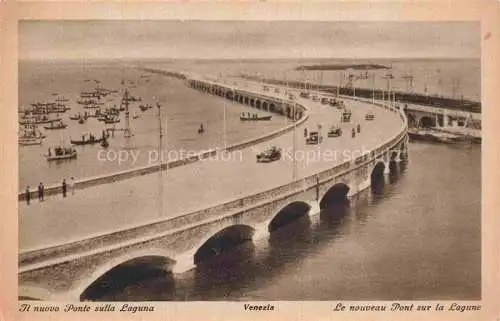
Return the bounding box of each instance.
[45,134,77,161]
[18,124,45,146]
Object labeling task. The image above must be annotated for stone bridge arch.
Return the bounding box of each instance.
[73,249,177,301]
[267,201,311,232]
[192,224,255,265]
[419,115,436,128]
[319,183,350,210]
[371,160,386,188]
[262,101,269,111]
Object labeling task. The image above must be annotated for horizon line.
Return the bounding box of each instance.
[19,56,480,62]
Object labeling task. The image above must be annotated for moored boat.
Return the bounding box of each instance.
[45,146,77,161]
[19,115,61,125]
[408,128,474,144]
[43,120,68,130]
[70,132,104,145]
[19,138,43,146]
[104,116,120,124]
[69,113,81,120]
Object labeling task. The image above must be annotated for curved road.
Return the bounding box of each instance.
[19,79,404,251]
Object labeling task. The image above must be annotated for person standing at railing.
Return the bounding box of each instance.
[62,179,67,198]
[25,186,30,206]
[38,182,44,202]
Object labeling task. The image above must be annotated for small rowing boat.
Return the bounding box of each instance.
[45,146,77,161]
[19,138,43,146]
[70,133,104,145]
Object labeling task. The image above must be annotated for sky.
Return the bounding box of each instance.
[19,21,480,60]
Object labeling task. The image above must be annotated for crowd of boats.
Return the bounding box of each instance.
[18,82,148,161]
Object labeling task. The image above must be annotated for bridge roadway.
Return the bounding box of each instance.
[19,78,404,253]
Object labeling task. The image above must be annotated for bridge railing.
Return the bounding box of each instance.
[19,88,408,270]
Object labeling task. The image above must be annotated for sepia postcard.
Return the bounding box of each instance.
[0,1,499,321]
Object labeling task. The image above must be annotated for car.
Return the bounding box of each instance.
[328,126,343,137]
[306,131,323,144]
[342,110,352,123]
[256,146,282,163]
[365,112,375,121]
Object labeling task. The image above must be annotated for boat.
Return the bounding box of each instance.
[327,126,342,137]
[100,136,109,148]
[45,146,77,161]
[19,137,43,146]
[139,104,149,112]
[78,117,85,124]
[69,113,81,120]
[19,124,45,140]
[408,128,472,144]
[55,96,70,102]
[104,116,120,124]
[43,120,68,130]
[256,146,282,163]
[70,133,104,145]
[306,131,323,144]
[240,113,272,121]
[198,124,205,134]
[132,114,140,119]
[365,112,375,121]
[19,115,62,125]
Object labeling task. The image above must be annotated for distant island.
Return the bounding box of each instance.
[295,63,390,71]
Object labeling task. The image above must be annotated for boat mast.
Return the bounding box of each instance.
[124,89,132,138]
[372,72,375,105]
[157,102,164,215]
[337,71,341,97]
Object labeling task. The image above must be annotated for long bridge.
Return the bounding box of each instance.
[18,74,408,301]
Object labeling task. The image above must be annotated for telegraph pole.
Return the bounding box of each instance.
[123,89,133,138]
